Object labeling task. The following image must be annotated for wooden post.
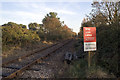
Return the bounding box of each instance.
[88,51,91,67]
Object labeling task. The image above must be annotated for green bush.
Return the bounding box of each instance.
[96,23,119,76]
[2,22,40,51]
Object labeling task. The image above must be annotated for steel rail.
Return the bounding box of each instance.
[2,39,73,79]
[2,42,58,66]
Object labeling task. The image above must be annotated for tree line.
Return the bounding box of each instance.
[1,12,76,51]
[78,2,119,77]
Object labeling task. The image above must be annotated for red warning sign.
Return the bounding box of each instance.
[83,27,96,51]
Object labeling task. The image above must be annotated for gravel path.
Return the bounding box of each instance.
[18,39,76,78]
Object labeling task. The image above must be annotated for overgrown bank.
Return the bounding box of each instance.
[66,39,116,78]
[77,21,119,78]
[77,2,119,77]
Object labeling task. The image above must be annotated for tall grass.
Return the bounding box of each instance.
[68,59,87,78]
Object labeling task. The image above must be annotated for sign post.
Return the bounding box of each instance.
[83,27,96,67]
[88,51,91,67]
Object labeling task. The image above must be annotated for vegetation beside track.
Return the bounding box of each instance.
[1,12,76,55]
[2,42,50,58]
[66,38,116,78]
[76,2,119,78]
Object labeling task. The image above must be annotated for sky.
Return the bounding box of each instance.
[0,1,93,33]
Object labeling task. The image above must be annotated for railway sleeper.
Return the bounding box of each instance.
[26,67,41,71]
[3,66,21,70]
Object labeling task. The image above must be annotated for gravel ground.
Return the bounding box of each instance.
[18,39,76,78]
[2,43,50,63]
[2,42,64,77]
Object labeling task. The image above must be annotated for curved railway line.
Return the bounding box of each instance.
[2,38,73,79]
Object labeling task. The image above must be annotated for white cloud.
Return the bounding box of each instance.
[59,10,76,15]
[1,10,44,20]
[44,7,77,15]
[16,11,43,18]
[44,7,54,12]
[31,3,40,8]
[0,10,45,26]
[0,0,94,2]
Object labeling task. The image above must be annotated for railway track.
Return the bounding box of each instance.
[1,39,73,79]
[2,43,58,66]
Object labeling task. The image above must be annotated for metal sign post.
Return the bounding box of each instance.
[88,51,91,67]
[83,27,96,68]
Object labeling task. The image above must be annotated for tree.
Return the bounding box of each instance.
[90,2,119,25]
[42,12,62,40]
[28,23,40,31]
[61,25,74,38]
[49,12,57,18]
[2,22,18,27]
[19,24,27,29]
[78,1,119,76]
[42,12,76,40]
[2,22,40,48]
[83,2,119,28]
